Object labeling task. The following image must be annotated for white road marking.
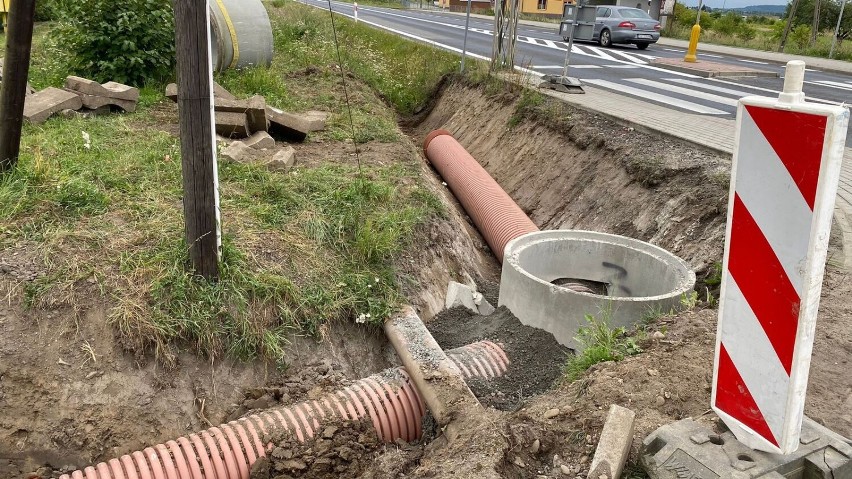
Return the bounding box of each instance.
[607,49,649,64]
[585,45,619,61]
[664,48,683,52]
[568,65,603,69]
[739,59,769,64]
[700,53,724,58]
[808,80,852,92]
[666,78,754,97]
[583,79,729,114]
[627,78,739,106]
[707,78,843,106]
[603,64,641,68]
[532,65,566,69]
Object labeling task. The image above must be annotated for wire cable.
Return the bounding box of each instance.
[325,0,363,176]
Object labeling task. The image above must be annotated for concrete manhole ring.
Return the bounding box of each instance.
[498,230,696,351]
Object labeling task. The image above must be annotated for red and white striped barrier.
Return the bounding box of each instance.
[712,60,849,454]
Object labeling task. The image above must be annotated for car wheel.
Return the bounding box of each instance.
[636,42,649,50]
[599,29,612,47]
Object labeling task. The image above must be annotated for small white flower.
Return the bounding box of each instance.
[366,313,371,318]
[367,284,372,288]
[81,131,91,149]
[356,313,367,324]
[441,181,447,186]
[374,277,380,283]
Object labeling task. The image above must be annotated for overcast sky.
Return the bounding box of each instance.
[678,0,789,8]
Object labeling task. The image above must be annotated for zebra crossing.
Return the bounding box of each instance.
[581,76,795,117]
[518,35,657,65]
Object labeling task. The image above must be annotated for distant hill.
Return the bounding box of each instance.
[729,4,786,14]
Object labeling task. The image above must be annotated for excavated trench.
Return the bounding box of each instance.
[4,78,737,479]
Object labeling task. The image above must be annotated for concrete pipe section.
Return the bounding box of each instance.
[55,341,509,479]
[209,0,274,71]
[499,230,696,351]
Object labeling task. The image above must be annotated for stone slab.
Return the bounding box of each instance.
[266,106,310,142]
[641,417,852,478]
[65,76,139,101]
[650,58,780,78]
[215,95,267,133]
[244,131,275,150]
[588,405,635,479]
[266,146,296,171]
[24,87,83,124]
[303,110,330,132]
[215,111,249,138]
[72,92,137,112]
[165,81,236,103]
[220,140,254,163]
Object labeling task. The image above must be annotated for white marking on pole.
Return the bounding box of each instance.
[627,78,739,107]
[583,79,729,114]
[204,0,222,258]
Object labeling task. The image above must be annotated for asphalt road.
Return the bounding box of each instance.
[302,0,851,131]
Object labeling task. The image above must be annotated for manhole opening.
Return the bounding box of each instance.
[551,277,609,296]
[708,435,725,445]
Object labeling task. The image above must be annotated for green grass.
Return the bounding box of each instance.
[564,309,643,381]
[1,1,454,364]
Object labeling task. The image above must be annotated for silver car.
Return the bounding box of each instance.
[586,6,661,50]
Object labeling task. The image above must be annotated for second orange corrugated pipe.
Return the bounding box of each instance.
[424,130,539,263]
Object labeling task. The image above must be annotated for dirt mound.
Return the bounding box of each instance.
[428,306,569,411]
[251,419,385,479]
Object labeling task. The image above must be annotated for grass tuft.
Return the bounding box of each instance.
[564,309,642,381]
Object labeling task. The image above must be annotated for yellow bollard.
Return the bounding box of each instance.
[684,24,701,62]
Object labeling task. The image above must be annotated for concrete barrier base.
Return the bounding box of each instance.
[641,418,852,479]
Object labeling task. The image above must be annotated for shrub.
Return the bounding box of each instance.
[34,0,62,21]
[712,12,742,35]
[791,24,811,49]
[52,0,176,86]
[737,23,757,41]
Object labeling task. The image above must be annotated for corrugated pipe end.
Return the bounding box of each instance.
[55,341,508,479]
[423,129,453,155]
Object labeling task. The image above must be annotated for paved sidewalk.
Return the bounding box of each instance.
[533,82,852,269]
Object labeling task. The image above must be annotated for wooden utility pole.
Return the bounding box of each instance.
[173,0,221,279]
[810,0,821,46]
[779,0,802,51]
[0,0,35,174]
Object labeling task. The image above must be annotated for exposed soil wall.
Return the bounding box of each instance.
[416,80,731,274]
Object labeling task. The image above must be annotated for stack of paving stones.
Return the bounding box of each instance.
[166,81,330,172]
[22,76,140,123]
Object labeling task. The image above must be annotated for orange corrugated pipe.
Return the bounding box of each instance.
[56,341,509,479]
[424,130,539,263]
